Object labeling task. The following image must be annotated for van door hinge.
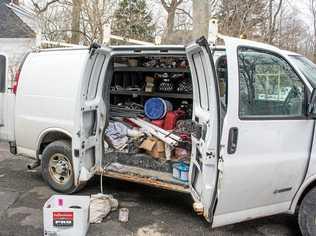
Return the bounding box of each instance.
[89,42,101,57]
[74,149,79,157]
[206,152,215,158]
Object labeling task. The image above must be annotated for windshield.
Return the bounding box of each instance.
[289,55,316,86]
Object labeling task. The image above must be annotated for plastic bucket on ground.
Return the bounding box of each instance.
[43,195,90,236]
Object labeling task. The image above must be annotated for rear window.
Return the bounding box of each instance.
[0,55,6,92]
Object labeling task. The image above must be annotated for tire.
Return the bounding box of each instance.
[41,140,85,193]
[298,187,316,236]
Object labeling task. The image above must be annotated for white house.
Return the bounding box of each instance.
[0,0,40,87]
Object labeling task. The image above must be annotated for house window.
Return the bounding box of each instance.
[0,55,6,93]
[238,47,305,118]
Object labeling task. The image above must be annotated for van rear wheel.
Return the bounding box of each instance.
[41,140,84,193]
[298,187,316,236]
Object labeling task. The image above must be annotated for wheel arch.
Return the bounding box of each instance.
[290,174,316,214]
[36,128,72,159]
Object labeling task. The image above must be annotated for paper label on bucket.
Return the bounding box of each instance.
[53,212,74,227]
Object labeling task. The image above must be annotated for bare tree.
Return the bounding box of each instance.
[266,0,283,44]
[310,0,316,62]
[160,0,183,43]
[217,0,267,39]
[31,0,60,14]
[29,0,316,61]
[192,0,209,38]
[70,0,82,44]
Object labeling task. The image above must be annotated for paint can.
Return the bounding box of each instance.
[172,162,189,182]
[178,163,189,182]
[172,163,180,179]
[118,208,129,223]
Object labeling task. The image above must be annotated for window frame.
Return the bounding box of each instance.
[237,46,309,120]
[215,54,228,108]
[190,54,203,110]
[87,53,106,100]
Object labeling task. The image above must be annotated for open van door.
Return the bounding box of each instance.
[185,37,221,222]
[72,45,112,186]
[0,54,15,142]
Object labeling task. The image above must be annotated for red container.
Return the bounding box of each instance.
[163,110,185,130]
[151,119,164,128]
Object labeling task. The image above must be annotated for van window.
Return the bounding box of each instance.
[238,48,305,118]
[0,55,6,93]
[191,52,209,110]
[87,54,106,100]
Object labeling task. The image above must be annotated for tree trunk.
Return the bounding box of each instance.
[166,10,175,41]
[71,0,82,44]
[268,0,273,42]
[313,40,316,63]
[267,0,283,44]
[192,0,209,39]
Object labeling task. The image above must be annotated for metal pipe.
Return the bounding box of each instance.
[27,160,41,170]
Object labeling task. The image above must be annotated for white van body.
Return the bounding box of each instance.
[14,49,89,158]
[0,53,15,143]
[1,36,316,234]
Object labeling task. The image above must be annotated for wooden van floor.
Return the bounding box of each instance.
[99,162,189,193]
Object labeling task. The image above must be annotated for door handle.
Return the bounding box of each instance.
[227,127,238,154]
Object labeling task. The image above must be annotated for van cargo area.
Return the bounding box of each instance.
[101,55,194,192]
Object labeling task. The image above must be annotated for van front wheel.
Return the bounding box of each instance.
[41,140,83,193]
[298,187,316,236]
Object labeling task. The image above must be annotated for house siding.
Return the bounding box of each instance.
[0,38,36,87]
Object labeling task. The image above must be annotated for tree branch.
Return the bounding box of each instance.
[31,0,60,14]
[176,7,192,20]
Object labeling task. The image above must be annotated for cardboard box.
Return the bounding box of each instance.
[140,137,165,159]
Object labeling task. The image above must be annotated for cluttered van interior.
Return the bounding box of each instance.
[101,52,227,192]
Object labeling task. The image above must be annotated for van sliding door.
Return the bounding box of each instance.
[72,46,112,186]
[185,37,221,222]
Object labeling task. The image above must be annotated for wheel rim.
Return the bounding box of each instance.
[48,153,73,185]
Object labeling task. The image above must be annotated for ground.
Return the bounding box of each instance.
[0,142,301,236]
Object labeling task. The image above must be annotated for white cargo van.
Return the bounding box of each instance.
[2,36,316,235]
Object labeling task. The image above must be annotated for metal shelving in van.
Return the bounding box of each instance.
[110,90,193,99]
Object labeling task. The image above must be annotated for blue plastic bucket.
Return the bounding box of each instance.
[144,98,172,120]
[172,162,189,182]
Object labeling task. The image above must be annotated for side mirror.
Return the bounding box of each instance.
[308,89,316,118]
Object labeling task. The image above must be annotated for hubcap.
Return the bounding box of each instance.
[48,153,72,184]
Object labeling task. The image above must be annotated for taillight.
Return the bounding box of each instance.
[13,51,30,95]
[13,69,20,94]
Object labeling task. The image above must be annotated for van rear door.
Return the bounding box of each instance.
[185,37,221,222]
[72,46,112,186]
[0,54,15,142]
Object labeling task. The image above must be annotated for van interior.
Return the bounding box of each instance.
[101,53,227,192]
